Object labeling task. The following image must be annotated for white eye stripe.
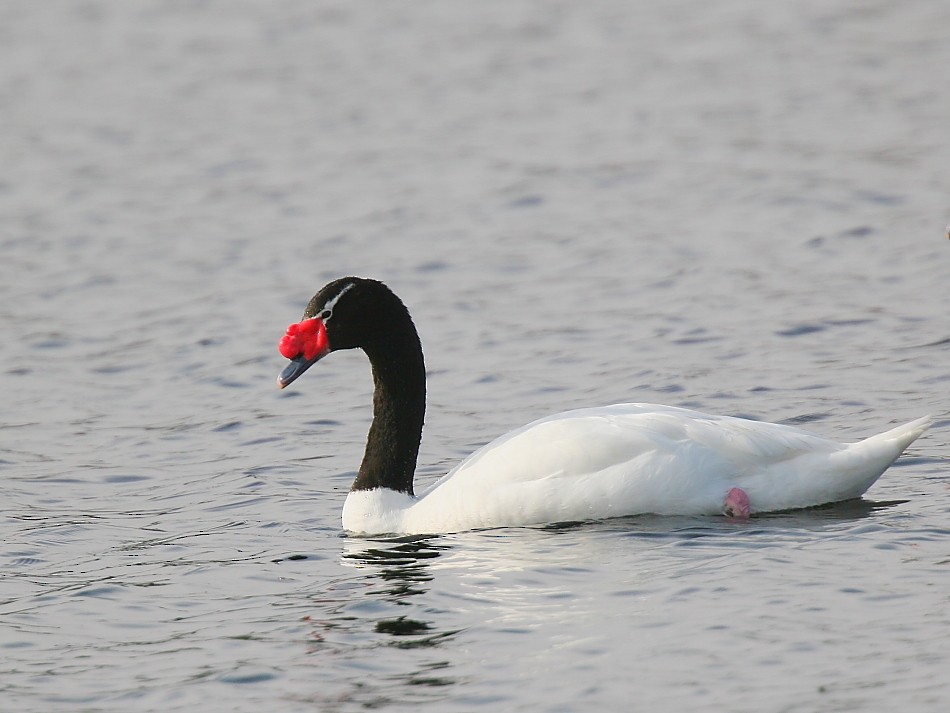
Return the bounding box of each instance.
[321,282,356,322]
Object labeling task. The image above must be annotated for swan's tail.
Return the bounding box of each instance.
[831,415,932,500]
[862,415,932,454]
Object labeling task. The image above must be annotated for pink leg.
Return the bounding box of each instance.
[723,487,751,519]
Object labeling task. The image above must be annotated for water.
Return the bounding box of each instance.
[2,0,949,710]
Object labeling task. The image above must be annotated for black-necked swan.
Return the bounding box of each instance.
[276,277,930,536]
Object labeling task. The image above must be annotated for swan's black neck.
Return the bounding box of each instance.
[351,309,426,496]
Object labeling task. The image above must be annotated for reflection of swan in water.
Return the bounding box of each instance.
[343,538,445,601]
[339,538,459,650]
[330,499,911,705]
[292,538,461,705]
[341,496,904,575]
[340,497,908,633]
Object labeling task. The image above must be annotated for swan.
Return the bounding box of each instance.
[276,277,930,536]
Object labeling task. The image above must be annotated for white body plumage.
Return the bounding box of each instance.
[341,404,930,535]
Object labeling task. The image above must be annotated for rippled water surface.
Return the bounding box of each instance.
[2,1,949,711]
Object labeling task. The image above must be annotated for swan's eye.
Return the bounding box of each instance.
[318,281,356,324]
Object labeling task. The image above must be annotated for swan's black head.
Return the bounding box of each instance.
[277,277,417,388]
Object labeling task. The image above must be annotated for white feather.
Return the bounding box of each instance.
[341,405,930,535]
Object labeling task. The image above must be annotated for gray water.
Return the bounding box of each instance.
[2,1,949,711]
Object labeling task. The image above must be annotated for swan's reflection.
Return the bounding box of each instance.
[339,497,902,596]
[340,536,460,652]
[343,536,446,599]
[323,499,903,704]
[295,537,461,706]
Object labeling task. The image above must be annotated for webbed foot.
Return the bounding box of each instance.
[723,487,750,519]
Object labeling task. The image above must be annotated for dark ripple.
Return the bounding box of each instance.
[219,670,279,685]
[72,585,123,598]
[776,323,825,337]
[101,474,152,484]
[8,556,45,566]
[779,412,831,425]
[915,335,950,348]
[213,421,243,432]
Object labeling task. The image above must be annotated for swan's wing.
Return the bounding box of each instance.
[435,403,842,489]
[408,405,738,527]
[666,409,843,466]
[406,404,924,531]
